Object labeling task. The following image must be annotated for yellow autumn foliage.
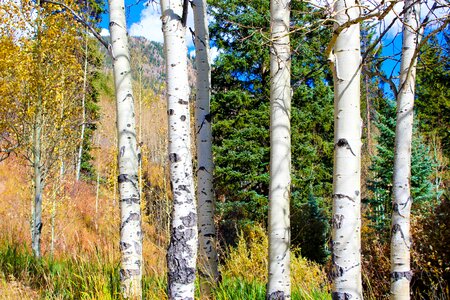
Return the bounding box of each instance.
[221,225,329,294]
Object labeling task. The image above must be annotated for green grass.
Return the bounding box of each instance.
[0,242,330,299]
[213,276,330,300]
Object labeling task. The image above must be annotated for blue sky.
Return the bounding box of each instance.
[99,1,144,31]
[97,0,447,92]
[98,0,196,49]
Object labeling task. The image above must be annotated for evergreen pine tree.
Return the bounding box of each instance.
[365,102,435,234]
[210,0,333,262]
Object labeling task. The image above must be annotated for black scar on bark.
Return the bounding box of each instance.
[169,153,181,163]
[118,174,138,184]
[333,193,354,202]
[167,227,196,287]
[178,184,191,193]
[391,224,402,235]
[180,115,186,121]
[332,263,345,278]
[332,292,353,300]
[332,214,344,229]
[335,138,356,156]
[180,212,197,227]
[267,291,286,300]
[121,197,139,205]
[120,242,132,251]
[120,268,141,280]
[168,109,174,115]
[391,270,413,281]
[178,99,189,105]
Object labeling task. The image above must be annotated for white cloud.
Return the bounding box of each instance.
[129,6,164,43]
[100,28,110,36]
[129,5,195,48]
[210,46,222,63]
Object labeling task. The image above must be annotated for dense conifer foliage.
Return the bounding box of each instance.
[365,102,435,233]
[209,0,333,262]
[416,31,450,157]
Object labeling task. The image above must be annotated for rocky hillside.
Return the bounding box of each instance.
[101,36,196,96]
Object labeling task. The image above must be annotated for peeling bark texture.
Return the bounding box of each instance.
[32,171,43,258]
[267,0,291,298]
[267,290,286,300]
[332,292,353,300]
[391,271,413,282]
[329,0,362,298]
[192,0,219,290]
[160,0,198,298]
[390,0,420,299]
[108,0,142,297]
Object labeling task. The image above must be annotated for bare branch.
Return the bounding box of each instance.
[325,4,397,61]
[41,0,111,53]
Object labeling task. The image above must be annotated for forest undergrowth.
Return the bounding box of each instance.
[0,157,330,299]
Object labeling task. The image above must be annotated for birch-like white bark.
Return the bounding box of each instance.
[32,7,44,258]
[160,0,198,298]
[31,118,43,258]
[390,0,420,298]
[192,0,219,288]
[108,0,142,297]
[330,0,363,298]
[76,33,88,182]
[267,0,291,298]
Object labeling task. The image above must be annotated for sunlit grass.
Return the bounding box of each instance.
[0,238,331,299]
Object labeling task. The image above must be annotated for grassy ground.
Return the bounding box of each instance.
[0,236,330,300]
[0,93,330,299]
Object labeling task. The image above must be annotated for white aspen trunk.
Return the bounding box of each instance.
[160,0,198,298]
[108,0,142,297]
[76,32,88,182]
[31,0,44,259]
[138,68,143,206]
[267,0,291,298]
[192,0,219,289]
[390,0,420,298]
[31,127,43,258]
[329,0,363,298]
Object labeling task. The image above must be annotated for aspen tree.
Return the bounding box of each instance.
[76,29,88,182]
[267,0,291,298]
[328,0,363,298]
[108,0,142,297]
[390,0,420,298]
[30,0,44,259]
[160,0,198,298]
[192,0,219,289]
